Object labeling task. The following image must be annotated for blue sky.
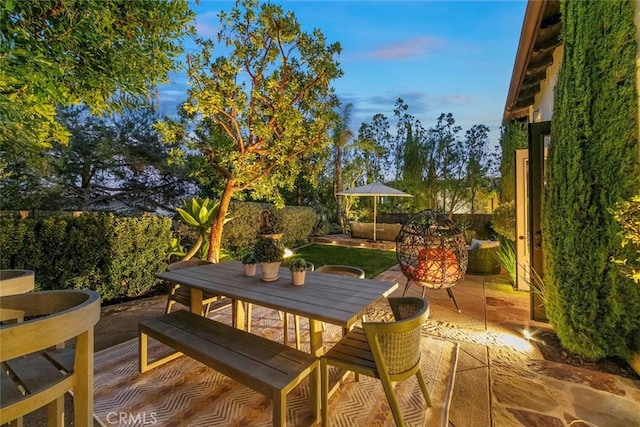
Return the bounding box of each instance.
[159,0,527,146]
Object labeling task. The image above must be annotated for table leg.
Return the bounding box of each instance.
[232,299,246,330]
[309,319,323,420]
[190,288,203,316]
[309,319,323,356]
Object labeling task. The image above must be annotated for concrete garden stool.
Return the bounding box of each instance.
[315,265,365,278]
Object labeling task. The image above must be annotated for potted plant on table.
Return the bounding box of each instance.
[254,237,285,282]
[242,251,257,277]
[289,258,308,286]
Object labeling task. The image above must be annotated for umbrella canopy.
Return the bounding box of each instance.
[337,182,413,241]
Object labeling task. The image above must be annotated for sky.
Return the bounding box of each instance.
[158,0,528,147]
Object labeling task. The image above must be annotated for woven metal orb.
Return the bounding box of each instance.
[395,209,468,290]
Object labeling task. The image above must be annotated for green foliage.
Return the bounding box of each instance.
[217,202,316,255]
[498,121,528,203]
[289,257,308,272]
[454,218,476,244]
[221,202,264,252]
[610,194,640,284]
[166,237,186,260]
[1,106,195,212]
[175,197,230,260]
[293,245,397,279]
[494,237,516,286]
[277,206,318,248]
[0,214,171,300]
[0,0,194,155]
[241,251,257,265]
[158,0,342,262]
[543,0,640,359]
[253,237,285,263]
[491,201,516,241]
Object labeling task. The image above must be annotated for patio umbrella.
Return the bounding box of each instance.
[337,182,413,241]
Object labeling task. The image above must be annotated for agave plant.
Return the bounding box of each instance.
[166,237,186,260]
[175,197,231,260]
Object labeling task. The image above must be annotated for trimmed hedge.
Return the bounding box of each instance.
[220,202,318,253]
[544,0,640,359]
[491,201,515,241]
[499,121,528,203]
[0,214,172,301]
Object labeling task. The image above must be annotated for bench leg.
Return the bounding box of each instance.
[138,329,183,373]
[321,358,328,427]
[273,391,286,427]
[310,362,320,424]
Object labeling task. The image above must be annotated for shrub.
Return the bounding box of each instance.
[277,206,318,247]
[219,202,317,254]
[543,1,640,359]
[254,237,284,263]
[0,214,172,301]
[498,121,528,203]
[610,194,640,284]
[289,257,307,272]
[491,201,515,241]
[242,251,257,265]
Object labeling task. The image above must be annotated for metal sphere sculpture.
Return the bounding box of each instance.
[395,209,468,312]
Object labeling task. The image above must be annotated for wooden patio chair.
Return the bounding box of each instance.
[320,297,431,427]
[165,259,221,315]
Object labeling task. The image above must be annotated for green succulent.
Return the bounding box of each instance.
[174,197,232,260]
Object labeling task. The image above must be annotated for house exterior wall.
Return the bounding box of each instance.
[532,46,563,122]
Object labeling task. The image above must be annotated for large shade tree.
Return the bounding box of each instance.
[159,0,342,262]
[0,0,194,158]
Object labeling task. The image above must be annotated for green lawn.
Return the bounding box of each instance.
[291,244,397,278]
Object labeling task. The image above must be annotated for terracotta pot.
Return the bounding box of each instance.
[291,271,306,286]
[243,263,257,277]
[260,262,281,282]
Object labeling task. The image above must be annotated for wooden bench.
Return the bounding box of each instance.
[139,310,319,427]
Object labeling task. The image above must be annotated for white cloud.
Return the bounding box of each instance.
[362,36,445,61]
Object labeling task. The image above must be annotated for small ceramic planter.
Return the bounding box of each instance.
[243,263,257,277]
[260,262,281,282]
[291,271,306,286]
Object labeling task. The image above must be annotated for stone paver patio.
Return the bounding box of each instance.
[376,264,640,427]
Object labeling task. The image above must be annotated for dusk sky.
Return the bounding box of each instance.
[159,0,528,146]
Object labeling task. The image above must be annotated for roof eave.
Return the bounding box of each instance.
[502,0,548,125]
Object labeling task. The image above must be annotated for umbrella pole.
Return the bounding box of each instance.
[373,196,377,241]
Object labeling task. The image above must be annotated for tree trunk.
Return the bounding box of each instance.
[207,179,236,263]
[335,146,344,231]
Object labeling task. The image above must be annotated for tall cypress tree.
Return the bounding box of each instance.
[498,121,528,203]
[543,0,640,359]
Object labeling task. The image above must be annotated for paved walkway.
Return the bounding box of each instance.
[376,265,640,427]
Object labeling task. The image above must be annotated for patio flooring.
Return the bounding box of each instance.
[21,254,640,426]
[376,264,640,427]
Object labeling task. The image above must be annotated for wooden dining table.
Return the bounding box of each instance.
[155,260,398,358]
